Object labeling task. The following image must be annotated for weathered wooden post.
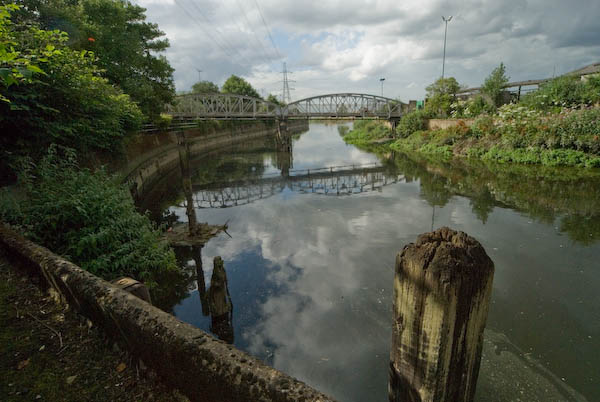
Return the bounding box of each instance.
[389,227,494,402]
[176,130,198,235]
[208,256,234,344]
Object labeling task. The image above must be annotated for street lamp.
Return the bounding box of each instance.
[441,16,452,81]
[380,77,385,97]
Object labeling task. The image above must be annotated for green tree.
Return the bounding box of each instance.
[266,93,284,106]
[192,80,219,94]
[482,62,509,108]
[0,3,46,101]
[0,5,142,179]
[425,77,461,117]
[221,74,261,98]
[15,0,175,119]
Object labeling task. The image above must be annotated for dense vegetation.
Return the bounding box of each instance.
[1,3,177,283]
[342,63,600,168]
[11,0,175,119]
[0,146,177,284]
[0,3,145,179]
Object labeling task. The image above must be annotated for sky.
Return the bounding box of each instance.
[135,0,600,102]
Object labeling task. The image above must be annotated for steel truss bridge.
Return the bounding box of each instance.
[181,163,405,209]
[167,93,404,120]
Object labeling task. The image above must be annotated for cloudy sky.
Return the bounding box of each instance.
[136,0,600,101]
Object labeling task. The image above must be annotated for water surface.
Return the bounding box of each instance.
[145,122,600,401]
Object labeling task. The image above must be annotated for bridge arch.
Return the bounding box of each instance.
[166,92,404,119]
[285,93,404,118]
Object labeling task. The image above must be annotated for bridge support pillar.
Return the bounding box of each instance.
[389,118,399,136]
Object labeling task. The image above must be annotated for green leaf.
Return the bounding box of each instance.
[26,65,46,75]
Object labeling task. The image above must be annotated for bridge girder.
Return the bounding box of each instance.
[166,93,282,119]
[167,93,404,120]
[286,93,403,119]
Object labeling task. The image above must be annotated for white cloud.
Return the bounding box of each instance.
[137,0,600,101]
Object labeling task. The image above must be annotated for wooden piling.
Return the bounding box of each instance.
[389,227,494,402]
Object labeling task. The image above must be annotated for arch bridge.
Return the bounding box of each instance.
[167,93,404,120]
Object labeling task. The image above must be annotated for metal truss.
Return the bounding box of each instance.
[286,93,404,119]
[166,93,282,119]
[167,93,404,120]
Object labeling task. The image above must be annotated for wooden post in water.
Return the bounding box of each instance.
[389,227,494,402]
[176,130,198,235]
[208,256,234,344]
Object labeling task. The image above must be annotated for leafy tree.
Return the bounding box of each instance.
[0,5,142,179]
[221,74,261,98]
[426,77,461,98]
[14,0,175,119]
[266,93,284,106]
[482,62,509,107]
[192,80,219,94]
[424,77,462,117]
[0,3,46,101]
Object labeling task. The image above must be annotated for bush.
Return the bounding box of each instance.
[2,146,176,284]
[343,120,390,145]
[397,110,430,138]
[521,75,600,111]
[154,113,173,131]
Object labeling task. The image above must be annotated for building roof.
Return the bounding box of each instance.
[565,62,600,77]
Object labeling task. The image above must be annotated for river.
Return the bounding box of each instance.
[142,121,600,402]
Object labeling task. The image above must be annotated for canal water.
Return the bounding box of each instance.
[144,122,599,402]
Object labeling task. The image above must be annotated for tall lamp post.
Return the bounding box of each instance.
[380,77,385,97]
[441,16,452,81]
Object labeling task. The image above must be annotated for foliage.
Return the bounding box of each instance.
[425,77,461,117]
[192,80,219,94]
[154,113,172,130]
[426,77,461,97]
[342,120,390,145]
[482,62,509,108]
[0,3,46,101]
[451,95,495,118]
[15,0,175,119]
[221,74,261,98]
[266,93,284,106]
[396,109,431,138]
[1,146,177,283]
[0,6,143,177]
[520,75,600,111]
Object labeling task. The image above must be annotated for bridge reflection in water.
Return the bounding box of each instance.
[189,163,403,209]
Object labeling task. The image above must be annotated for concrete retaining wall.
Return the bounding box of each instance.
[427,118,475,130]
[122,120,308,201]
[0,224,335,402]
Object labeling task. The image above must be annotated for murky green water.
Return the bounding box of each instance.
[144,122,600,402]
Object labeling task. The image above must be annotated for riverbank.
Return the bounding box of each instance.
[343,107,600,168]
[0,253,187,402]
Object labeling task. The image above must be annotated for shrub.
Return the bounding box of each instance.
[2,146,177,284]
[397,110,430,138]
[521,75,600,111]
[154,113,173,131]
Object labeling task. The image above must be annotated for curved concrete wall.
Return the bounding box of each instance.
[0,224,335,402]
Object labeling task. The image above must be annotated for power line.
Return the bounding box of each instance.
[252,0,282,60]
[173,0,236,59]
[233,0,275,63]
[185,0,254,66]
